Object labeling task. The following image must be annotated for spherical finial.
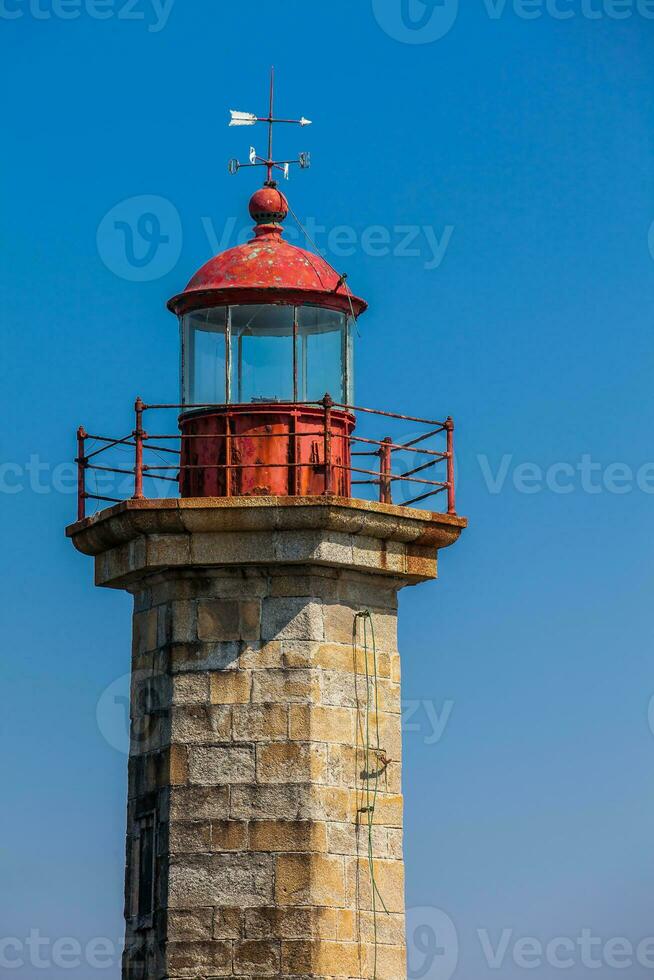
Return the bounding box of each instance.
[249,186,289,226]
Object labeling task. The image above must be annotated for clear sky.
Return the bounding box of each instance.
[1,2,653,978]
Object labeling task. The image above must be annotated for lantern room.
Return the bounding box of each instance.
[71,76,458,523]
[167,187,367,498]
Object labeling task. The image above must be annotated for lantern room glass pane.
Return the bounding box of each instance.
[230,305,294,403]
[182,308,227,405]
[297,307,347,402]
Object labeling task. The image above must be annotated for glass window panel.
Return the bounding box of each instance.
[346,317,355,404]
[182,308,227,405]
[297,306,347,402]
[230,305,294,403]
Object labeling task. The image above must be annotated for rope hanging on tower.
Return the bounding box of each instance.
[353,609,391,980]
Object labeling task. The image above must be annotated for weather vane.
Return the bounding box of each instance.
[228,67,312,186]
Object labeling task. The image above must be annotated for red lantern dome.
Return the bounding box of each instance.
[168,190,367,318]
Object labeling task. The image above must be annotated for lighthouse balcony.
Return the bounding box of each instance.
[72,397,457,522]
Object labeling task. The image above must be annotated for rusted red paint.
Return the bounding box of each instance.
[249,186,289,224]
[179,403,354,498]
[168,192,367,318]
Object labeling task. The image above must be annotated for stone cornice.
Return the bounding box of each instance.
[66,496,467,589]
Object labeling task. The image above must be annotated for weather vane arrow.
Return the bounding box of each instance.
[228,67,312,186]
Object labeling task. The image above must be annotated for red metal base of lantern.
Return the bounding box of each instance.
[178,403,355,499]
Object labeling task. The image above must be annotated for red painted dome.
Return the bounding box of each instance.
[168,190,367,318]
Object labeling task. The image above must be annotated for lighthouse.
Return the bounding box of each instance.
[67,73,466,980]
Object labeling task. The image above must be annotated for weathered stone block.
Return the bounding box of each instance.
[233,939,281,976]
[261,597,324,642]
[345,855,405,912]
[166,907,213,941]
[251,669,320,705]
[197,599,240,641]
[230,783,323,822]
[281,938,360,977]
[132,607,158,655]
[213,906,242,939]
[166,939,232,977]
[170,704,231,744]
[209,670,252,705]
[170,641,240,673]
[169,744,189,786]
[275,853,345,907]
[244,905,340,941]
[210,820,248,852]
[169,854,274,908]
[188,745,255,785]
[172,673,209,706]
[249,820,327,854]
[231,703,288,741]
[170,786,230,822]
[168,821,211,854]
[240,600,262,641]
[256,741,327,784]
[170,600,197,642]
[238,640,284,670]
[288,704,356,745]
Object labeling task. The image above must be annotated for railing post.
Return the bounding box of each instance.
[322,392,334,495]
[379,437,393,504]
[225,412,232,498]
[76,426,87,521]
[133,397,145,500]
[446,416,456,515]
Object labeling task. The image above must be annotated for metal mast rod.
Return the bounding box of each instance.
[267,66,275,184]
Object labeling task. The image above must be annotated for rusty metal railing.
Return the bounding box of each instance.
[75,396,456,521]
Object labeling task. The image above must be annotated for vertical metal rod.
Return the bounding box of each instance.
[225,411,232,498]
[267,66,275,184]
[379,437,393,505]
[77,426,87,521]
[322,393,333,495]
[446,416,456,515]
[225,307,232,404]
[292,307,298,402]
[133,397,145,500]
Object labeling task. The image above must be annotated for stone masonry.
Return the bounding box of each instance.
[67,497,465,980]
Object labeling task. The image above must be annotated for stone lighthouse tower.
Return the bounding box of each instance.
[67,75,466,980]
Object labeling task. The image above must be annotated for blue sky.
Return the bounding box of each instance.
[1,2,653,977]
